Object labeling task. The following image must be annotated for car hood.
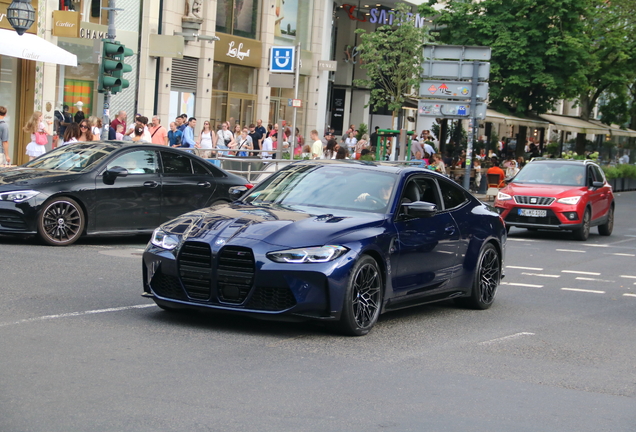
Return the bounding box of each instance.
[0,168,81,188]
[161,202,388,248]
[504,182,587,197]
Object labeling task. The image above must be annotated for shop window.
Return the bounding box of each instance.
[64,79,94,117]
[216,0,259,40]
[211,62,256,129]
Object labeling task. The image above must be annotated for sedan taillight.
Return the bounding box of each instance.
[245,184,254,189]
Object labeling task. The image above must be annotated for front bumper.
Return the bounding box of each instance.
[142,240,356,321]
[0,200,39,234]
[495,202,583,231]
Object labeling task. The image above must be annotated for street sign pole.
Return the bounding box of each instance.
[464,60,480,190]
[289,43,301,158]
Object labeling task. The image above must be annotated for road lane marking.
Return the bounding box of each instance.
[620,275,636,279]
[583,244,609,247]
[575,277,614,282]
[610,253,636,257]
[507,266,543,271]
[623,293,636,298]
[507,238,537,242]
[521,272,560,278]
[562,270,601,276]
[625,235,636,238]
[561,288,605,294]
[0,304,157,328]
[500,282,543,288]
[479,332,535,346]
[556,249,586,253]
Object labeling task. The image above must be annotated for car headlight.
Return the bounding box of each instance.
[267,245,349,263]
[497,191,512,201]
[0,190,40,203]
[150,228,180,250]
[557,196,582,205]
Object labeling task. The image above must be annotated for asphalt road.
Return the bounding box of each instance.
[1,193,635,432]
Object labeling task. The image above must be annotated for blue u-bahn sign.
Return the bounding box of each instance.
[270,47,295,73]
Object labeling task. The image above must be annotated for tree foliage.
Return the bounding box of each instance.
[421,0,592,116]
[354,2,430,124]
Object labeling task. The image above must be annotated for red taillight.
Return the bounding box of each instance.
[245,183,254,189]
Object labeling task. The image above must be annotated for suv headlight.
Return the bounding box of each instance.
[267,245,348,263]
[497,191,512,201]
[0,190,40,203]
[150,228,180,250]
[557,196,581,205]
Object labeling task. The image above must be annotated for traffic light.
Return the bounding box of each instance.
[98,40,123,93]
[98,40,133,95]
[112,45,133,94]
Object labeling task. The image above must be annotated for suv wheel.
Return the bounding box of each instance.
[573,209,590,241]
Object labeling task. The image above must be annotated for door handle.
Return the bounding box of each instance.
[197,181,211,188]
[445,225,456,236]
[143,181,158,188]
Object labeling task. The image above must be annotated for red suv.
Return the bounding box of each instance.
[494,159,614,240]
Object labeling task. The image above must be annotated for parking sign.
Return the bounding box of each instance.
[270,47,295,73]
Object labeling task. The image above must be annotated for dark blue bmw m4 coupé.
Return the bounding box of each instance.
[142,160,506,335]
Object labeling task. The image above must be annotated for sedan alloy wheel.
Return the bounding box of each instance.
[338,255,383,336]
[38,197,85,246]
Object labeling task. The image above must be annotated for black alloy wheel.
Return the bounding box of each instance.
[338,255,383,336]
[573,209,591,241]
[457,243,500,310]
[598,206,614,236]
[37,197,85,246]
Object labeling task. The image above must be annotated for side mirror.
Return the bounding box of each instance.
[229,185,249,201]
[592,181,603,189]
[401,201,437,218]
[103,166,128,184]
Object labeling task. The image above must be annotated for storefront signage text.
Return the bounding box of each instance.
[81,28,106,39]
[52,11,80,38]
[341,4,428,28]
[226,41,250,60]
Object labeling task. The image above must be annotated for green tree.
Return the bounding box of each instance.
[354,2,430,128]
[574,0,636,153]
[421,0,592,156]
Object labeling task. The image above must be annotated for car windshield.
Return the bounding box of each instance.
[512,163,586,186]
[243,164,397,213]
[23,143,117,173]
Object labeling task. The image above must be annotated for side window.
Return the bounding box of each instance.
[208,164,227,178]
[592,165,605,183]
[161,151,193,175]
[400,176,440,207]
[438,179,467,210]
[106,150,158,174]
[586,167,595,187]
[192,160,210,175]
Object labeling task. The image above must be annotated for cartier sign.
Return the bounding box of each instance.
[214,33,262,68]
[52,11,80,38]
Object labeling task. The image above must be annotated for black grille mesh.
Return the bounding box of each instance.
[178,242,213,300]
[217,246,255,303]
[246,286,297,311]
[513,196,555,206]
[0,211,27,229]
[505,207,561,225]
[150,273,186,300]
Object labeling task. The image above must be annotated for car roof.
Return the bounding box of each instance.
[529,158,598,166]
[290,159,446,177]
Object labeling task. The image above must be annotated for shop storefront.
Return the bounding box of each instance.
[0,0,38,165]
[210,33,262,129]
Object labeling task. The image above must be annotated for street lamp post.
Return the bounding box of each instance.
[7,0,35,36]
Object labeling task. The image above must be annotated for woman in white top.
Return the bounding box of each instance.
[216,123,234,157]
[24,111,49,160]
[344,131,357,154]
[62,123,81,146]
[89,116,102,139]
[196,120,215,158]
[324,139,338,160]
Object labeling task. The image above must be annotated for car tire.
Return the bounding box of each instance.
[337,255,383,336]
[456,243,500,310]
[573,209,591,241]
[598,206,614,236]
[37,197,85,246]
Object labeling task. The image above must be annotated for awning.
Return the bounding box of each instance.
[539,113,609,135]
[589,120,636,138]
[486,109,549,128]
[0,29,77,67]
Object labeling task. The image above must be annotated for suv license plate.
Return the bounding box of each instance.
[519,209,547,217]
